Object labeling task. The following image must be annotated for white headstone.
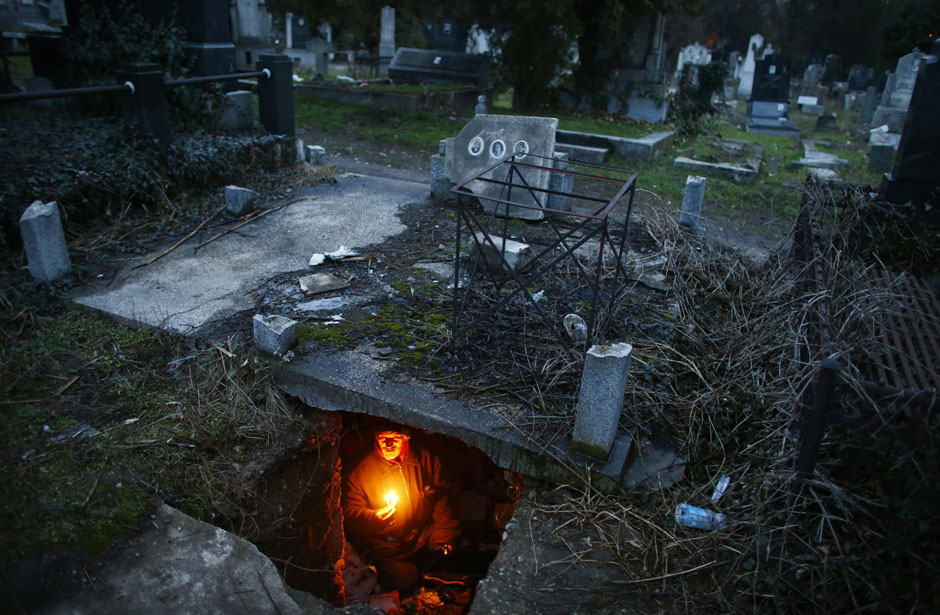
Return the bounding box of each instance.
[737,33,764,98]
[887,49,926,109]
[676,42,712,73]
[444,115,558,220]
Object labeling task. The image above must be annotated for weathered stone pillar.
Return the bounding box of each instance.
[678,175,706,229]
[571,343,633,460]
[117,63,172,148]
[257,55,295,136]
[379,6,396,59]
[19,200,71,283]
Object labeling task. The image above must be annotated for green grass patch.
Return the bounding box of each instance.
[0,307,293,577]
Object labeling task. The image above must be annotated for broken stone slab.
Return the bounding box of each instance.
[253,314,298,356]
[42,503,331,615]
[801,103,826,116]
[797,95,818,107]
[571,343,633,460]
[299,273,349,295]
[19,200,72,283]
[789,151,849,171]
[470,232,531,273]
[224,185,258,216]
[808,168,839,182]
[555,128,676,161]
[412,261,455,282]
[429,153,453,200]
[814,112,838,131]
[673,140,763,184]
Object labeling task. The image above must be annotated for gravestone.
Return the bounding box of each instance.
[881,42,940,207]
[737,33,764,98]
[848,64,874,91]
[19,200,71,282]
[802,63,824,93]
[219,90,253,131]
[746,56,799,138]
[872,49,926,131]
[868,131,901,172]
[379,6,395,59]
[678,176,706,229]
[858,86,877,124]
[822,54,840,85]
[180,0,236,76]
[571,343,633,460]
[443,115,558,220]
[675,42,712,80]
[388,48,489,88]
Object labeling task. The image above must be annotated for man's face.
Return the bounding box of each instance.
[376,431,409,461]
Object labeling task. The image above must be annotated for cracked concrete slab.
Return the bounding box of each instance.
[71,175,427,335]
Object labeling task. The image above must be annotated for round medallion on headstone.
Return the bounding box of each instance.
[468,136,484,156]
[512,139,529,159]
[489,139,506,159]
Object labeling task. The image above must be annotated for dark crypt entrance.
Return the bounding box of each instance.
[236,409,520,613]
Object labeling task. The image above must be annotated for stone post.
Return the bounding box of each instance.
[571,343,633,460]
[857,85,876,124]
[19,200,71,283]
[379,6,396,59]
[117,63,172,148]
[678,175,706,229]
[474,94,487,116]
[179,0,236,76]
[257,55,295,137]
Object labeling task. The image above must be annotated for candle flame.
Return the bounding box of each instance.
[384,491,398,508]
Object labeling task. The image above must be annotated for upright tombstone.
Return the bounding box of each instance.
[847,64,875,92]
[379,6,395,59]
[881,42,940,208]
[675,42,712,82]
[678,176,706,229]
[822,54,840,85]
[857,85,877,124]
[179,0,236,75]
[571,343,633,460]
[442,115,558,220]
[19,200,71,283]
[746,55,800,138]
[257,55,295,136]
[802,63,824,94]
[872,49,926,131]
[737,33,764,98]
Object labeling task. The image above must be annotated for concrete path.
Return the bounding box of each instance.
[72,174,428,335]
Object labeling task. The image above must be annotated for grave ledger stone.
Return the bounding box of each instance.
[881,42,940,208]
[443,114,558,220]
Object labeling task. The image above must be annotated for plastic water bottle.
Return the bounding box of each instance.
[675,503,727,530]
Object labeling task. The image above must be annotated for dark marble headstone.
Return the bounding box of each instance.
[751,55,789,102]
[423,20,464,52]
[179,0,236,75]
[847,64,875,91]
[881,42,940,207]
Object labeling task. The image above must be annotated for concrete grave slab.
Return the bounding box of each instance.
[72,175,426,335]
[556,129,675,161]
[444,114,558,220]
[674,139,763,184]
[42,504,330,615]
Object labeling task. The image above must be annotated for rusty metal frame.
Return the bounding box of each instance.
[447,152,638,353]
[792,180,940,485]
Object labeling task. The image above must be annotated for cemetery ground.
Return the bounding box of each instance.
[1,91,938,615]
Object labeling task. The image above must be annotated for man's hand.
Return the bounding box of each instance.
[376,503,396,522]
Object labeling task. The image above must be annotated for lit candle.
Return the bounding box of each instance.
[384,491,398,509]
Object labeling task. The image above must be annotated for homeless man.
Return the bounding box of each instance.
[343,425,460,592]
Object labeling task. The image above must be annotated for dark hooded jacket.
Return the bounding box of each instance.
[343,441,459,561]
